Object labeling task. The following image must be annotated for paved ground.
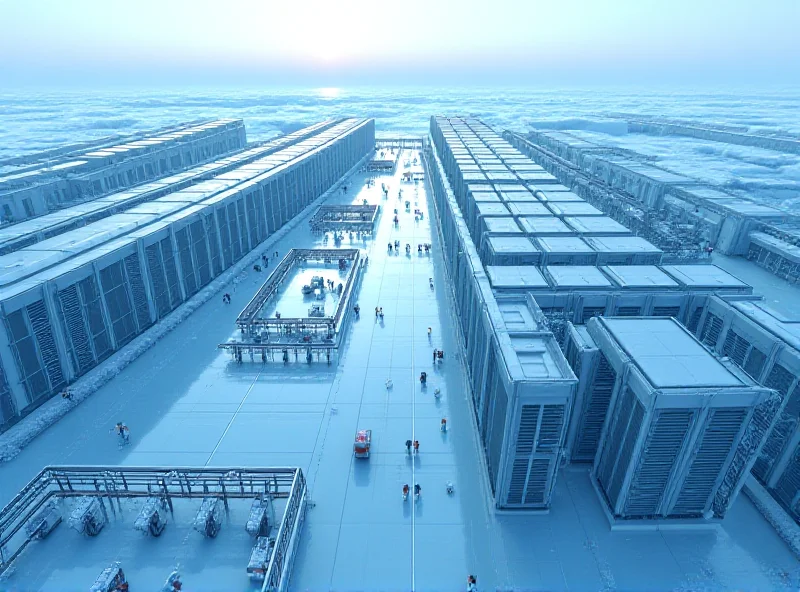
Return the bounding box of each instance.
[0,151,798,591]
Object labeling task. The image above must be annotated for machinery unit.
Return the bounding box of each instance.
[587,317,773,521]
[193,497,223,538]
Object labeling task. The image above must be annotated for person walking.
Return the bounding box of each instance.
[413,440,419,454]
[406,439,412,455]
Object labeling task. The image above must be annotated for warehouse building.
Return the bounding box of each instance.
[0,118,374,430]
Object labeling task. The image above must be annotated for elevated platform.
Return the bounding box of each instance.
[219,248,363,364]
[0,466,306,592]
[308,204,379,234]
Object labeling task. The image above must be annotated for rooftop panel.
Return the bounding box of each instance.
[545,266,613,288]
[486,266,549,289]
[484,217,522,234]
[536,237,594,254]
[517,216,573,235]
[601,265,679,288]
[547,202,604,217]
[601,318,744,389]
[506,203,551,217]
[584,236,662,253]
[508,335,567,379]
[564,216,631,235]
[661,264,749,289]
[486,236,539,254]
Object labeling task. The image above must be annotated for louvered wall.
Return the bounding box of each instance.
[27,300,64,395]
[671,408,747,517]
[161,238,182,309]
[773,441,800,516]
[99,261,137,347]
[205,214,223,277]
[175,228,197,296]
[652,306,681,318]
[575,354,617,462]
[598,387,641,509]
[190,220,211,288]
[752,364,798,482]
[216,207,233,269]
[700,312,724,347]
[146,243,171,318]
[0,360,15,426]
[57,284,95,374]
[124,253,151,331]
[78,276,111,361]
[624,409,693,517]
[686,307,703,333]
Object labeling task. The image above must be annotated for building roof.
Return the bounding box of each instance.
[601,265,679,288]
[476,202,511,217]
[547,202,604,217]
[661,264,748,289]
[730,300,800,352]
[484,217,522,233]
[486,266,549,289]
[517,216,573,235]
[545,266,612,288]
[506,203,551,217]
[564,216,632,235]
[584,236,663,253]
[507,335,569,379]
[600,318,744,389]
[486,236,539,254]
[536,237,594,254]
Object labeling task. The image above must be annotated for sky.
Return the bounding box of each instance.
[0,0,799,87]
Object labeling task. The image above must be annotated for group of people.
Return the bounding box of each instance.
[402,483,421,501]
[222,293,231,304]
[405,439,420,455]
[374,307,384,319]
[113,422,130,445]
[433,349,444,363]
[387,240,401,252]
[417,243,431,254]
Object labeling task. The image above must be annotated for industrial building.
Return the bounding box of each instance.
[584,317,773,522]
[0,118,375,430]
[692,295,800,521]
[0,120,247,222]
[0,120,339,255]
[426,115,774,521]
[427,117,578,509]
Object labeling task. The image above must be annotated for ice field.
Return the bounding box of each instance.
[1,151,799,591]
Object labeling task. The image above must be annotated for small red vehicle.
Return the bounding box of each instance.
[354,429,372,458]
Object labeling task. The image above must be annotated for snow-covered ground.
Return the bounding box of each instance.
[565,129,800,212]
[1,153,799,591]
